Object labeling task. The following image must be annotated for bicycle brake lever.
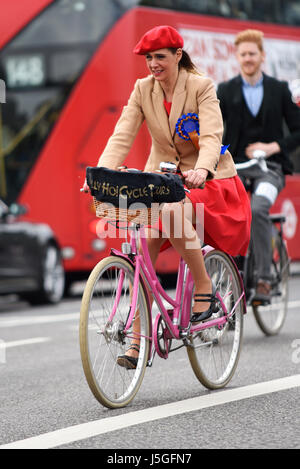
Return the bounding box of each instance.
[258,159,268,173]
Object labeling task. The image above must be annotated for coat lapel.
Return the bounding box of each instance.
[231,76,244,133]
[152,80,173,144]
[233,75,244,108]
[152,68,187,142]
[169,69,187,137]
[261,73,272,125]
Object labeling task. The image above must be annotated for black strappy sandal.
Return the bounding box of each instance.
[190,293,217,323]
[117,344,140,370]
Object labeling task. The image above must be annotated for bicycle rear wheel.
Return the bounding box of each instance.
[187,250,244,389]
[253,233,289,336]
[80,256,150,408]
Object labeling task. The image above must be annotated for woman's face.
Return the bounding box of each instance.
[145,48,182,83]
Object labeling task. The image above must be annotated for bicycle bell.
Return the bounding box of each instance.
[159,161,177,173]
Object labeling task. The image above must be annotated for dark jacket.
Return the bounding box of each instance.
[217,73,300,174]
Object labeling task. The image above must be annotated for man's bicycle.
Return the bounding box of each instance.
[235,152,290,336]
[79,166,246,408]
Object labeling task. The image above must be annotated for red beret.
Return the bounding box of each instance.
[133,25,184,55]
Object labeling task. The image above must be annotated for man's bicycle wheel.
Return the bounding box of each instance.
[187,250,244,389]
[252,232,289,336]
[80,256,150,408]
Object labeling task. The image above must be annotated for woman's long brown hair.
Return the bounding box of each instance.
[169,48,201,75]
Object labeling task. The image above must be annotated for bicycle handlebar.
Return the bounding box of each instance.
[119,164,194,193]
[80,161,205,193]
[235,150,268,172]
[252,150,267,159]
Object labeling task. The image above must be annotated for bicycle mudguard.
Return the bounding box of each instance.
[110,248,151,309]
[86,166,186,207]
[203,246,247,315]
[227,255,247,314]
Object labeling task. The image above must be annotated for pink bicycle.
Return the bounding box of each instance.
[79,167,246,408]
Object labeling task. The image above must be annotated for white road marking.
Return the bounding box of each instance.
[0,337,51,349]
[1,374,299,449]
[287,299,300,309]
[0,312,79,328]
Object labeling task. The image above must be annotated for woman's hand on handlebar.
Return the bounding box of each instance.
[182,168,208,189]
[81,179,90,193]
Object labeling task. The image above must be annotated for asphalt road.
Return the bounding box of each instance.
[0,277,299,450]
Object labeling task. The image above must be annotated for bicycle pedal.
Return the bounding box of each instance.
[252,300,260,306]
[190,315,214,325]
[252,299,271,307]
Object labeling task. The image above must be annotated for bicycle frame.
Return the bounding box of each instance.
[235,157,288,302]
[80,166,249,407]
[109,224,245,355]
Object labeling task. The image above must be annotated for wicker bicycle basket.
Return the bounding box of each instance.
[87,166,186,226]
[93,198,160,226]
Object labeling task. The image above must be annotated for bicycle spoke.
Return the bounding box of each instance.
[80,257,150,408]
[253,236,289,335]
[187,250,244,389]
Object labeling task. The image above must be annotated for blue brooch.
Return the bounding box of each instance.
[175,113,229,155]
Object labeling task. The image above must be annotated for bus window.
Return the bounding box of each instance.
[0,0,124,204]
[139,0,300,25]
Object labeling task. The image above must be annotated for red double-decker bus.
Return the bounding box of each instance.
[0,0,299,290]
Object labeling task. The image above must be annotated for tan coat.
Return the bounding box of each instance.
[98,68,236,180]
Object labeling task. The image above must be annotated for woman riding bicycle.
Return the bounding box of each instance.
[84,25,251,368]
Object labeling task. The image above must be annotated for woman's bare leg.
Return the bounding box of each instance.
[161,199,212,313]
[125,200,211,361]
[123,229,165,360]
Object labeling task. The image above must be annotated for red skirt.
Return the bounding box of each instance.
[157,175,251,257]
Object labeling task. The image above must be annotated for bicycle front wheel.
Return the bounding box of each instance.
[80,256,150,408]
[187,250,244,389]
[253,233,289,336]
